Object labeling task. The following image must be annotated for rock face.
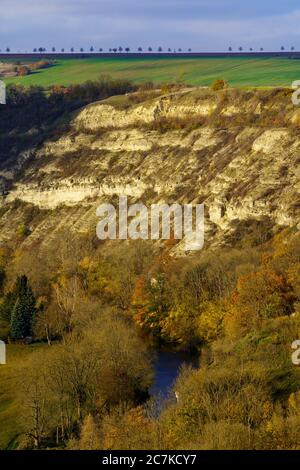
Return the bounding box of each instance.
[0,88,299,251]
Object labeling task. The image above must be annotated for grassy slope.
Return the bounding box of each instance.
[0,343,46,450]
[3,56,300,88]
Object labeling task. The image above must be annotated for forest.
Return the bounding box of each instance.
[0,222,299,449]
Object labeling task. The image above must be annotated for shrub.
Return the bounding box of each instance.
[211,79,228,91]
[16,223,30,238]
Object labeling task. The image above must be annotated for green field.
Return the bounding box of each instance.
[4,56,300,88]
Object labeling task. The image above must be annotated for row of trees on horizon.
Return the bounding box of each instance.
[0,46,298,54]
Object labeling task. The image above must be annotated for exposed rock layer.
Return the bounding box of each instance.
[1,89,299,251]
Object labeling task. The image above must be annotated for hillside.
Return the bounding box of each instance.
[0,85,300,451]
[0,87,299,252]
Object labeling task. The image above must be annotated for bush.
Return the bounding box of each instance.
[16,224,30,238]
[211,79,229,91]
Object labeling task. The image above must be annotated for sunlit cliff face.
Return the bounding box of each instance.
[0,88,299,253]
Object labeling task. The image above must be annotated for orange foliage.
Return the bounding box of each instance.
[226,262,294,336]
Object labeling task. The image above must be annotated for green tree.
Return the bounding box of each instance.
[10,275,36,340]
[0,292,16,323]
[11,299,27,340]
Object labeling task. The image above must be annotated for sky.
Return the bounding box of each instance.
[1,0,300,52]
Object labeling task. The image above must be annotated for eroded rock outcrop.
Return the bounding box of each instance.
[1,88,299,250]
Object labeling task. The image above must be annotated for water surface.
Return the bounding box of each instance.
[150,350,198,400]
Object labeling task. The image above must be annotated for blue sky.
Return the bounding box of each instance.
[1,0,300,52]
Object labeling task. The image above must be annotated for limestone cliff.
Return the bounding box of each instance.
[0,88,299,252]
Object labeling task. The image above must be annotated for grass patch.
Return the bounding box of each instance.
[0,343,47,450]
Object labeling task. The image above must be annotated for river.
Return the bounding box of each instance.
[150,350,198,401]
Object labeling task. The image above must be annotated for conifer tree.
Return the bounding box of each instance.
[10,299,27,339]
[0,292,16,323]
[10,275,36,340]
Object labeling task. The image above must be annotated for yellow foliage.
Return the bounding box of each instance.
[197,301,226,343]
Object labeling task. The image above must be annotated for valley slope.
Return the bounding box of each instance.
[0,87,299,251]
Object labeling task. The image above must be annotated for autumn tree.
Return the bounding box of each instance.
[76,414,102,450]
[18,352,55,449]
[225,264,294,336]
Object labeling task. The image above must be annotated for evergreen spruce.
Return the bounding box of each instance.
[0,292,16,323]
[10,299,27,339]
[10,275,36,340]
